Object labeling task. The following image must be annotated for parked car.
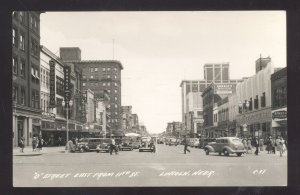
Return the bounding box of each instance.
[167,138,178,146]
[198,138,216,149]
[75,138,103,152]
[204,137,246,157]
[95,138,114,153]
[191,138,200,148]
[157,138,164,144]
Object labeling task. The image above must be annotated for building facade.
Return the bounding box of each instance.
[236,60,275,139]
[121,106,133,134]
[271,67,287,139]
[12,11,43,147]
[204,63,230,83]
[59,47,123,136]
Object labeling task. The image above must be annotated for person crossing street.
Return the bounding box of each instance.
[183,137,190,154]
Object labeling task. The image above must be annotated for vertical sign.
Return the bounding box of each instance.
[49,60,56,107]
[64,65,71,108]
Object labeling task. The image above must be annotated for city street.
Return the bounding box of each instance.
[13,144,287,187]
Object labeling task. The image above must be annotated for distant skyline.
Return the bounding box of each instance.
[40,11,286,134]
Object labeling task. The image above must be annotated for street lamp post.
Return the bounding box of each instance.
[238,101,249,137]
[62,99,73,143]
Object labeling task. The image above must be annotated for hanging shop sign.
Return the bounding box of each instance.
[64,65,71,108]
[215,84,233,95]
[272,108,287,120]
[49,60,56,107]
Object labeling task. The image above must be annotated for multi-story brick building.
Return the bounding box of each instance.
[271,67,287,139]
[12,11,43,147]
[121,106,133,133]
[59,47,123,137]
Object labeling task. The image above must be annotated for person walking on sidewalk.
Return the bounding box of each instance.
[37,136,44,152]
[259,137,264,151]
[266,137,273,154]
[19,137,25,153]
[247,138,252,154]
[254,137,259,155]
[278,137,284,157]
[242,138,248,154]
[184,137,190,154]
[32,137,37,152]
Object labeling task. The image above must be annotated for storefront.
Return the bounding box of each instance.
[236,107,272,139]
[272,107,287,139]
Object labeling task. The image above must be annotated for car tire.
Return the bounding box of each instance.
[205,149,209,155]
[223,149,229,156]
[237,153,242,157]
[218,152,221,155]
[79,148,85,153]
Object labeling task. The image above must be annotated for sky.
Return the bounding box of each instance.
[40,11,286,134]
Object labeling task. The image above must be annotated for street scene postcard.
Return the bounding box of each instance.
[12,11,287,187]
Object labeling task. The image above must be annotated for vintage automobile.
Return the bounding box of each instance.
[75,138,103,152]
[95,138,114,153]
[190,138,200,148]
[204,137,246,157]
[167,138,178,146]
[198,138,216,149]
[139,140,155,152]
[118,137,134,151]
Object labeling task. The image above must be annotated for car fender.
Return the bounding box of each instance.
[204,145,215,152]
[223,146,234,153]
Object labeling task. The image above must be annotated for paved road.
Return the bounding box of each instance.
[13,144,287,187]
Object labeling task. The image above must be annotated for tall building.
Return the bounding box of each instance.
[255,55,271,73]
[40,46,86,144]
[271,67,287,139]
[180,63,242,136]
[121,106,133,133]
[236,59,275,138]
[12,11,43,147]
[204,63,230,83]
[60,47,123,137]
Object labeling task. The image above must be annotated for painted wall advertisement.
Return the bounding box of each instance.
[49,60,56,107]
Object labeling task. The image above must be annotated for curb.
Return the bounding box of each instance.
[14,153,42,156]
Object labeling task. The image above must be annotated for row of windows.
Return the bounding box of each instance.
[31,90,39,109]
[13,28,39,57]
[12,57,25,77]
[83,82,118,87]
[273,87,287,108]
[41,93,50,112]
[13,86,26,105]
[84,74,118,80]
[31,66,40,84]
[40,67,50,89]
[90,67,118,72]
[13,11,39,32]
[238,93,266,114]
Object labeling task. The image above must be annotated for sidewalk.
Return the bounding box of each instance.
[13,146,66,156]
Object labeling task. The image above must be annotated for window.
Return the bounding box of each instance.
[114,90,117,93]
[102,68,106,71]
[13,86,18,102]
[108,83,111,86]
[31,90,35,108]
[114,68,117,71]
[90,75,94,79]
[12,28,17,46]
[261,92,266,107]
[20,60,25,77]
[95,68,98,72]
[115,105,118,108]
[114,75,117,79]
[90,67,94,72]
[35,91,39,108]
[31,39,39,57]
[35,68,39,79]
[56,77,64,96]
[30,15,37,31]
[114,83,117,86]
[103,83,106,86]
[83,82,86,86]
[13,57,18,74]
[107,68,110,71]
[107,90,111,93]
[115,112,118,115]
[19,34,25,50]
[19,12,24,23]
[115,97,118,101]
[107,75,111,79]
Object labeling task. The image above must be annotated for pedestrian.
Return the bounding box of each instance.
[266,137,273,154]
[242,138,248,154]
[254,137,259,155]
[32,137,37,152]
[278,137,284,157]
[110,139,118,155]
[247,138,252,153]
[37,136,43,152]
[58,136,62,146]
[19,137,25,153]
[259,137,264,151]
[184,137,190,154]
